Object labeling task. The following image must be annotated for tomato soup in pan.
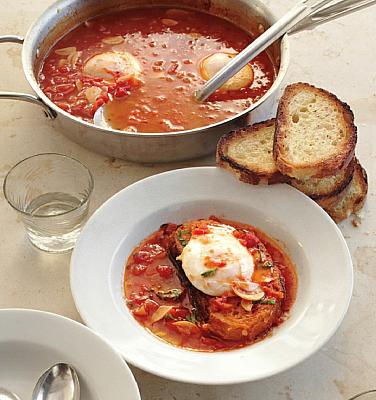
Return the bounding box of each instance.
[38,7,276,133]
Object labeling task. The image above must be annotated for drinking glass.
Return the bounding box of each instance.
[349,391,376,400]
[3,153,94,253]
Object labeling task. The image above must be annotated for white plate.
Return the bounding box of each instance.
[71,167,353,385]
[0,309,140,400]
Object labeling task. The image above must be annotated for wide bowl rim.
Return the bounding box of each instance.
[70,166,353,385]
[21,0,290,138]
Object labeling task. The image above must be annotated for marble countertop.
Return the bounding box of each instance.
[0,1,375,399]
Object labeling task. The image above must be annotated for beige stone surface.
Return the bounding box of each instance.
[0,1,375,399]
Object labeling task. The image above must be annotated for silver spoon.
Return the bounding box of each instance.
[0,388,21,400]
[32,363,80,400]
[0,363,79,400]
[195,0,376,101]
[349,390,376,399]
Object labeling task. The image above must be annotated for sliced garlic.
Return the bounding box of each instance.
[67,50,82,67]
[188,32,202,39]
[161,18,178,27]
[58,59,69,67]
[172,320,200,335]
[150,305,173,324]
[55,47,77,56]
[232,280,264,301]
[102,36,125,45]
[240,299,253,312]
[84,86,102,104]
[75,79,83,92]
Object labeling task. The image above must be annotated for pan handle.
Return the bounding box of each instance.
[0,35,56,119]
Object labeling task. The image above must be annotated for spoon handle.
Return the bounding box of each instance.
[291,0,376,32]
[195,0,333,102]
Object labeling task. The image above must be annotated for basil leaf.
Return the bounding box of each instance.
[155,288,183,301]
[201,268,218,277]
[186,313,197,324]
[178,228,190,247]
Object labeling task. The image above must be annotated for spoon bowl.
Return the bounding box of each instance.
[32,363,80,400]
[349,391,376,400]
[0,388,21,400]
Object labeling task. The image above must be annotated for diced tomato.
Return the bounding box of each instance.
[129,263,147,276]
[169,307,189,320]
[130,294,149,306]
[192,227,209,236]
[58,65,71,74]
[239,238,248,247]
[233,230,245,239]
[261,285,284,299]
[92,98,105,114]
[244,232,260,248]
[211,296,234,312]
[114,87,128,98]
[55,102,71,112]
[156,264,174,279]
[143,299,160,314]
[132,305,147,317]
[56,83,76,95]
[133,244,166,265]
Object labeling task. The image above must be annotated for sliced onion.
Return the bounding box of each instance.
[161,18,178,27]
[102,36,125,45]
[172,321,200,335]
[84,86,102,104]
[150,305,173,324]
[240,299,253,312]
[232,280,264,301]
[55,47,77,56]
[67,50,82,67]
[75,79,83,92]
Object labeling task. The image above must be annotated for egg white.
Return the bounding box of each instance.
[200,52,254,91]
[83,51,142,81]
[178,224,254,296]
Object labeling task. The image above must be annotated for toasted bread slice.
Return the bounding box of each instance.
[168,219,285,342]
[317,160,368,222]
[274,83,357,179]
[216,119,288,185]
[291,158,355,200]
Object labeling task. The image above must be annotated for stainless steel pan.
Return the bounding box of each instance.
[0,0,288,162]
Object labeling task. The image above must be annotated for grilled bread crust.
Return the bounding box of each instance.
[317,160,368,222]
[274,83,357,179]
[216,119,289,185]
[291,157,355,200]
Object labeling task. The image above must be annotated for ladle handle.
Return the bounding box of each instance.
[195,0,334,102]
[290,0,376,32]
[0,35,56,119]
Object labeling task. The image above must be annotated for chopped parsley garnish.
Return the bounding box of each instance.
[178,227,190,247]
[260,260,274,269]
[201,268,218,277]
[259,298,276,305]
